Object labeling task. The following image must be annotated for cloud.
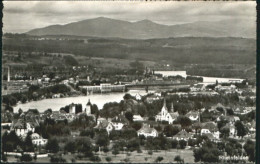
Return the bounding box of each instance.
[3,1,256,33]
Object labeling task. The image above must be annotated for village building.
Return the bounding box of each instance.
[190,84,206,92]
[155,99,179,124]
[201,122,220,139]
[135,93,142,100]
[133,115,144,122]
[111,114,129,130]
[185,110,200,122]
[172,129,192,141]
[11,119,35,137]
[31,133,48,146]
[85,99,92,115]
[137,124,158,138]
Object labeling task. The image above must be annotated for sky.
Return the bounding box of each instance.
[3,1,256,33]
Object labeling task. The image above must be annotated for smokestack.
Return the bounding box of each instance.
[7,66,10,82]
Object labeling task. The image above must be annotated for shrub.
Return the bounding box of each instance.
[90,156,101,162]
[105,157,112,162]
[148,150,153,155]
[50,155,66,163]
[155,156,164,163]
[20,154,32,162]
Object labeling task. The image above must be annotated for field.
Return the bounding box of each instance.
[5,149,194,163]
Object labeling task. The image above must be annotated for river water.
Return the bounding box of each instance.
[13,76,244,113]
[13,90,148,113]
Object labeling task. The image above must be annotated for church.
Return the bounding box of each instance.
[155,99,179,124]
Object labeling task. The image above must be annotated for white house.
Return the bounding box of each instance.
[185,111,200,121]
[137,124,158,138]
[111,115,129,130]
[155,100,179,124]
[31,133,48,146]
[201,122,220,139]
[133,115,144,122]
[12,119,35,137]
[172,130,192,141]
[135,93,142,100]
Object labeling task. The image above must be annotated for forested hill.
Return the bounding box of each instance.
[26,17,255,39]
[3,36,256,64]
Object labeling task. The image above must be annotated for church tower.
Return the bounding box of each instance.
[86,99,91,115]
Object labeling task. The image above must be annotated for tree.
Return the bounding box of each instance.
[193,140,222,163]
[220,127,230,139]
[64,141,77,153]
[20,154,32,162]
[112,148,119,157]
[105,157,112,162]
[46,138,59,153]
[174,155,183,163]
[177,116,192,128]
[163,125,180,137]
[235,121,247,138]
[76,137,93,157]
[96,134,109,148]
[179,140,187,149]
[22,132,34,152]
[244,140,255,162]
[50,155,67,163]
[155,156,164,163]
[125,111,133,122]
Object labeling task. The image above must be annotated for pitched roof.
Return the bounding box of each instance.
[173,130,192,139]
[94,120,109,129]
[111,115,129,124]
[169,112,179,119]
[185,111,199,118]
[201,122,218,132]
[138,124,157,134]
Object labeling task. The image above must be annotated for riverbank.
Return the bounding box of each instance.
[13,90,148,113]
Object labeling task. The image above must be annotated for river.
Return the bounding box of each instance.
[13,90,148,113]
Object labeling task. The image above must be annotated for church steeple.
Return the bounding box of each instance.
[163,98,166,108]
[171,102,174,112]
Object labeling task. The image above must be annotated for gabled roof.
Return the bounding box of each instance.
[111,115,129,124]
[173,130,192,139]
[169,112,179,119]
[138,124,157,134]
[185,111,199,118]
[94,120,109,129]
[201,122,218,132]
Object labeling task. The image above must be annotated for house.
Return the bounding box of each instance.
[31,133,48,146]
[137,124,158,138]
[222,123,236,137]
[215,84,236,93]
[190,84,206,92]
[201,122,220,139]
[155,100,179,124]
[185,111,200,121]
[145,95,163,103]
[11,119,35,137]
[94,119,114,134]
[172,130,192,141]
[133,115,144,122]
[216,115,240,124]
[111,114,129,130]
[135,93,142,101]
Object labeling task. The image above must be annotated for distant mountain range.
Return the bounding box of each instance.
[26,17,255,39]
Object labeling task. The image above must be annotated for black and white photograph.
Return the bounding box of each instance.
[1,1,257,163]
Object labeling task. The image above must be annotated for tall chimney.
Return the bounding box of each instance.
[7,66,10,82]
